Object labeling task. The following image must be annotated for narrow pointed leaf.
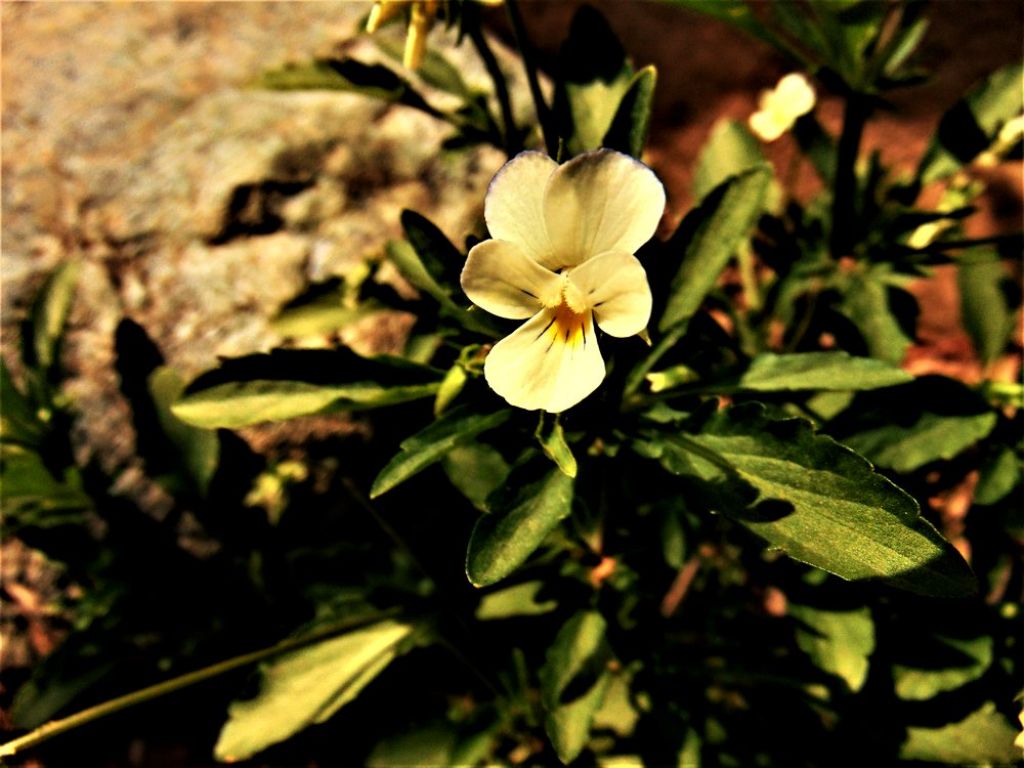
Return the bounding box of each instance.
[659,166,771,332]
[536,415,577,478]
[214,619,418,763]
[401,209,464,292]
[842,411,997,473]
[900,702,1019,764]
[603,65,657,159]
[650,403,976,597]
[958,248,1018,365]
[173,380,439,429]
[466,467,574,587]
[692,119,766,203]
[732,351,912,392]
[0,362,44,446]
[371,407,510,498]
[918,62,1024,183]
[149,367,220,495]
[26,261,79,372]
[894,635,993,701]
[539,611,612,764]
[386,240,498,335]
[790,605,875,693]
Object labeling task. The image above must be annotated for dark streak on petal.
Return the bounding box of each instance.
[535,316,556,341]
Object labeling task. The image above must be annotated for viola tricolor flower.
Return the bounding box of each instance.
[461,149,665,413]
[749,72,816,142]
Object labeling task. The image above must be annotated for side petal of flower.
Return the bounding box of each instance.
[484,310,606,413]
[749,109,787,143]
[568,251,652,337]
[484,151,558,264]
[543,150,666,268]
[461,240,562,320]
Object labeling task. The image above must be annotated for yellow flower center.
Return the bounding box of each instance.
[552,301,587,348]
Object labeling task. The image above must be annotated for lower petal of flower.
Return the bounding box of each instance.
[484,308,605,413]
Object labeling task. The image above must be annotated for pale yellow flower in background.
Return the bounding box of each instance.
[749,72,816,143]
[366,0,501,70]
[461,149,665,413]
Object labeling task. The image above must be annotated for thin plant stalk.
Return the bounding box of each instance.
[0,609,403,759]
[504,0,558,157]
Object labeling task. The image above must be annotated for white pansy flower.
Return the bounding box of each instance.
[749,73,816,143]
[461,149,665,413]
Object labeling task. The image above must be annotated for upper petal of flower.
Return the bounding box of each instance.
[568,250,652,337]
[774,73,815,118]
[484,309,606,413]
[542,150,665,269]
[484,151,558,264]
[461,239,563,320]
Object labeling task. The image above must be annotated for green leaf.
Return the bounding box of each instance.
[838,270,913,365]
[173,380,439,429]
[659,166,772,332]
[919,62,1024,183]
[793,114,837,186]
[732,352,912,392]
[789,605,875,693]
[367,717,499,768]
[148,367,219,495]
[900,702,1019,764]
[371,407,510,498]
[376,37,473,98]
[442,442,509,511]
[648,403,976,597]
[258,59,381,91]
[893,635,993,701]
[434,364,467,416]
[386,240,497,335]
[401,209,465,293]
[257,58,439,115]
[367,723,458,768]
[27,261,79,372]
[556,6,633,155]
[958,249,1017,365]
[536,414,578,478]
[214,619,418,763]
[603,65,657,159]
[539,611,613,764]
[0,361,45,446]
[272,298,386,339]
[0,444,91,525]
[475,581,558,620]
[975,447,1020,506]
[692,119,766,204]
[592,668,640,738]
[466,467,574,587]
[842,411,997,474]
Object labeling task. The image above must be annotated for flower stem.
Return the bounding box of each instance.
[467,15,521,156]
[0,609,402,759]
[623,321,689,401]
[504,0,558,157]
[830,92,869,259]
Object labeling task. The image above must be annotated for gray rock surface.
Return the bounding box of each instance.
[2,1,519,470]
